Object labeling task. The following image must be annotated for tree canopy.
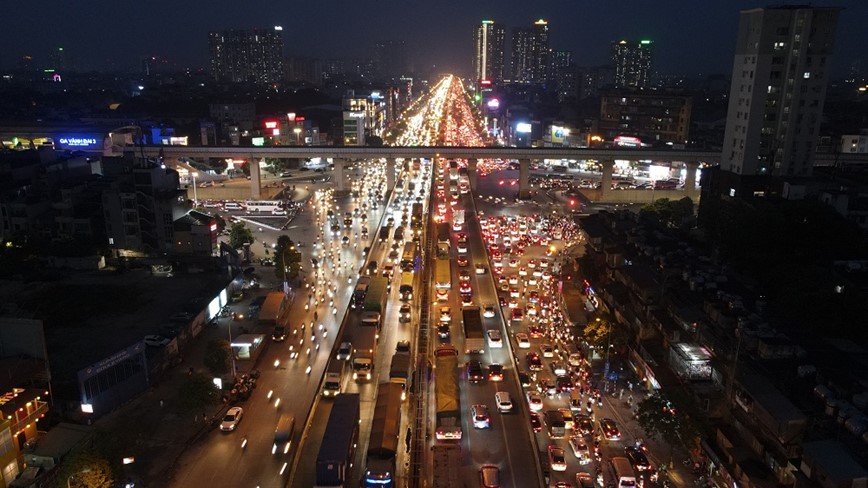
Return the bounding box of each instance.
[274,235,302,282]
[228,222,254,249]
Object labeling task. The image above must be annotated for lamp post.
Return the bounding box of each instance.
[68,468,92,488]
[293,127,302,146]
[191,172,199,206]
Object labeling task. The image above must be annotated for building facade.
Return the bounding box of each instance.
[612,40,653,89]
[208,27,284,84]
[511,20,550,84]
[720,6,840,192]
[599,90,692,144]
[474,20,506,84]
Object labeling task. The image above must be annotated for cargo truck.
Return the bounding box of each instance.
[314,394,360,487]
[432,444,461,488]
[452,209,465,232]
[362,276,388,328]
[389,351,412,401]
[436,223,450,246]
[258,292,286,326]
[363,383,402,487]
[352,325,378,382]
[434,345,462,440]
[462,306,485,354]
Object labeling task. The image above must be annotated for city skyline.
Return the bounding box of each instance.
[3,0,867,78]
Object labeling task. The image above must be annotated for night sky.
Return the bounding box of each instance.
[3,0,867,77]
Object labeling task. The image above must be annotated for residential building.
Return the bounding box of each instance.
[474,20,506,84]
[840,131,868,153]
[612,40,653,89]
[285,56,322,85]
[599,90,692,144]
[718,6,840,196]
[551,51,576,102]
[342,90,387,146]
[511,20,550,84]
[173,210,217,257]
[208,27,284,84]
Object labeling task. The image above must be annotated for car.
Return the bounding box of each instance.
[527,352,543,371]
[537,375,558,397]
[336,342,353,360]
[144,335,170,347]
[483,305,496,318]
[515,333,531,349]
[600,418,621,440]
[527,259,536,269]
[459,281,472,294]
[466,360,485,383]
[475,263,486,274]
[396,340,411,353]
[508,274,519,285]
[457,255,468,266]
[220,407,243,432]
[559,408,575,430]
[487,329,503,348]
[518,267,528,276]
[551,361,568,376]
[529,412,543,432]
[576,414,594,436]
[518,370,532,388]
[625,446,652,472]
[569,436,592,464]
[399,304,411,323]
[541,343,554,358]
[479,465,501,488]
[526,391,543,411]
[460,292,473,306]
[471,404,491,429]
[548,445,567,472]
[508,258,519,268]
[556,375,574,393]
[272,326,287,342]
[528,324,544,338]
[271,208,288,216]
[528,290,540,303]
[568,353,584,367]
[509,287,520,298]
[510,307,523,321]
[494,391,513,413]
[576,472,595,488]
[437,324,450,339]
[487,363,504,382]
[440,306,452,322]
[459,270,471,282]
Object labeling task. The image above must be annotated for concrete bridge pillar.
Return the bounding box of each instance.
[518,159,531,199]
[468,159,479,191]
[333,158,346,193]
[684,161,700,199]
[386,158,396,191]
[249,156,262,200]
[600,159,614,201]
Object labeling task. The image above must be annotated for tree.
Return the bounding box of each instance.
[640,197,694,229]
[177,372,221,414]
[203,339,231,376]
[55,446,116,488]
[274,234,302,282]
[582,316,629,351]
[636,391,699,466]
[365,135,384,147]
[228,222,254,249]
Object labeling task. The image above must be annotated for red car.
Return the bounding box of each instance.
[529,412,542,432]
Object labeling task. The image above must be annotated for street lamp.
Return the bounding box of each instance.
[68,468,92,488]
[293,127,302,146]
[191,172,199,206]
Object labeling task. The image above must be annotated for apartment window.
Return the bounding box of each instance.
[803,72,811,79]
[774,42,786,50]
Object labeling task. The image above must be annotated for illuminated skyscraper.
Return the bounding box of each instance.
[720,6,840,185]
[612,39,653,89]
[511,20,550,84]
[474,20,505,84]
[209,27,284,84]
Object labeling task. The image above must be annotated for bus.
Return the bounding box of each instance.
[400,242,419,272]
[610,456,638,488]
[315,394,360,486]
[245,200,283,213]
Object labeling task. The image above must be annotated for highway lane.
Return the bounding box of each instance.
[168,166,388,488]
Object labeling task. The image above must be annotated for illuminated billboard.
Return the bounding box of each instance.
[57,135,101,149]
[486,98,500,109]
[516,123,532,134]
[551,126,569,144]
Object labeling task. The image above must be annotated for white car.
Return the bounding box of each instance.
[483,305,496,318]
[220,407,243,431]
[471,404,491,429]
[271,208,288,216]
[548,445,568,472]
[526,391,543,411]
[515,333,531,349]
[541,344,554,358]
[475,263,486,274]
[440,307,452,322]
[487,330,503,348]
[508,274,519,285]
[518,267,528,276]
[569,436,592,464]
[144,335,170,347]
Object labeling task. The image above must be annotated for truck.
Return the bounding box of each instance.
[452,209,465,232]
[352,325,378,382]
[322,359,346,397]
[398,272,414,301]
[378,226,390,243]
[363,383,403,488]
[315,394,360,487]
[352,276,371,309]
[434,345,462,440]
[462,306,485,354]
[258,292,286,326]
[431,444,461,488]
[389,352,412,401]
[362,276,388,328]
[436,222,450,246]
[434,257,452,290]
[545,409,566,439]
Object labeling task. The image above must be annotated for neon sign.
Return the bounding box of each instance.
[58,137,99,147]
